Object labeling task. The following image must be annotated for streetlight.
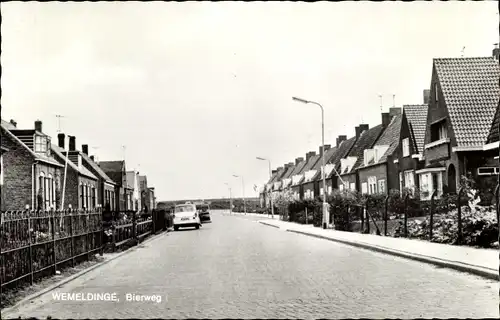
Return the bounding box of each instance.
[233,174,246,215]
[292,96,329,229]
[256,157,274,219]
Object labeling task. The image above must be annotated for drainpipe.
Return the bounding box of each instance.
[32,162,36,209]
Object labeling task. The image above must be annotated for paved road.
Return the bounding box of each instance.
[3,210,498,319]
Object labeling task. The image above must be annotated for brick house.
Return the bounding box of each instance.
[270,166,287,200]
[99,160,127,211]
[357,109,404,195]
[261,170,279,208]
[78,144,117,210]
[1,143,9,211]
[277,162,296,198]
[339,124,385,192]
[417,56,499,202]
[298,150,323,200]
[289,157,307,200]
[1,119,64,211]
[139,175,156,211]
[302,145,333,200]
[52,135,98,210]
[326,136,357,193]
[148,187,157,210]
[396,100,429,194]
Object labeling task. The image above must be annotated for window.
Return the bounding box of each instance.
[80,184,85,209]
[419,172,443,200]
[34,135,47,153]
[430,120,447,142]
[339,184,344,192]
[402,138,410,157]
[361,182,368,194]
[92,187,96,208]
[311,191,314,199]
[364,149,375,166]
[367,177,377,194]
[328,186,332,195]
[404,170,415,192]
[477,167,499,176]
[378,179,386,194]
[350,183,356,191]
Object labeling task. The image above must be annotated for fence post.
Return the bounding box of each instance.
[384,196,389,236]
[429,190,437,242]
[305,207,308,225]
[51,210,57,275]
[133,211,138,245]
[359,206,364,233]
[112,221,116,253]
[457,187,465,245]
[99,207,104,256]
[28,210,34,285]
[86,209,91,261]
[495,184,499,226]
[152,210,156,235]
[365,206,370,234]
[69,209,75,267]
[404,194,410,238]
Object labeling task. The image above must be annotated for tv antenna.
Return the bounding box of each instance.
[55,114,65,132]
[378,94,383,112]
[392,94,396,108]
[461,46,466,57]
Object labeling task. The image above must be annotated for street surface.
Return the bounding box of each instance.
[3,210,498,319]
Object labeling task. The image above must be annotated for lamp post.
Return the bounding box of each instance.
[224,182,232,214]
[292,96,329,229]
[233,175,246,215]
[256,157,274,219]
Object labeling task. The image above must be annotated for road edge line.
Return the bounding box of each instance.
[1,230,170,316]
[286,229,498,281]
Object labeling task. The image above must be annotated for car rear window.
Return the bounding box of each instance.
[197,205,209,210]
[175,205,195,213]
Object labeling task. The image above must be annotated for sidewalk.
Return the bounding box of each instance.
[258,219,498,281]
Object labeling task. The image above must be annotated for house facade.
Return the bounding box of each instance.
[298,150,322,200]
[339,124,385,192]
[99,160,127,211]
[302,144,334,200]
[1,119,64,211]
[1,143,9,211]
[418,56,500,202]
[289,157,307,200]
[357,109,403,195]
[52,135,98,210]
[126,171,141,211]
[79,144,117,210]
[325,136,356,193]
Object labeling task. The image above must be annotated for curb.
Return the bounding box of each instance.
[258,221,498,281]
[259,221,280,229]
[1,230,171,316]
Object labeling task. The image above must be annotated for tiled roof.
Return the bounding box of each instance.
[51,144,98,180]
[81,153,115,184]
[267,171,279,184]
[342,125,385,174]
[327,137,357,178]
[289,160,307,177]
[270,167,287,184]
[1,119,17,130]
[434,57,500,147]
[99,160,125,173]
[312,147,338,171]
[1,123,63,167]
[487,100,500,144]
[301,154,321,174]
[281,165,296,180]
[370,115,402,165]
[404,105,428,154]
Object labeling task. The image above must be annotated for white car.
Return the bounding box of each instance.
[173,203,202,231]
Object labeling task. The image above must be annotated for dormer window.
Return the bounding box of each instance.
[430,120,447,142]
[34,135,48,153]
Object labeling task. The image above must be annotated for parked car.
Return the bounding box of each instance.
[173,203,201,231]
[196,203,211,223]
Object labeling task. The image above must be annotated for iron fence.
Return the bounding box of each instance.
[1,209,103,292]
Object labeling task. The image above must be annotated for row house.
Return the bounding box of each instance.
[357,109,403,195]
[99,161,129,211]
[52,134,99,210]
[269,166,286,202]
[297,151,321,200]
[1,119,64,211]
[278,162,296,197]
[418,55,499,202]
[289,158,307,200]
[339,124,385,192]
[302,144,334,199]
[79,144,118,210]
[138,175,156,211]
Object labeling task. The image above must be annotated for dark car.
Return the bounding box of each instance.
[196,203,211,223]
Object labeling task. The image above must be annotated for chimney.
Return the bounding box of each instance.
[90,155,95,161]
[319,144,331,155]
[288,162,294,167]
[306,151,316,161]
[382,112,391,127]
[359,124,369,132]
[389,107,402,117]
[58,133,65,149]
[277,166,283,172]
[272,170,277,175]
[355,126,361,139]
[423,89,431,104]
[82,144,89,155]
[69,136,76,151]
[9,119,17,128]
[295,157,304,165]
[493,47,500,60]
[34,120,42,133]
[336,135,347,147]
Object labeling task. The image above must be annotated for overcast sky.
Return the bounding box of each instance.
[2,2,498,201]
